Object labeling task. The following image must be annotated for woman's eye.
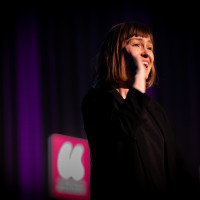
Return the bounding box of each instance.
[148,47,153,51]
[132,43,139,47]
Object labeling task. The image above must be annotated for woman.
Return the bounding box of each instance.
[81,22,198,199]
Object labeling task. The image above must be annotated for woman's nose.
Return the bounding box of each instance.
[141,49,149,58]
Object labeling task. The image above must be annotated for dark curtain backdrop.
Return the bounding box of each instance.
[1,1,199,200]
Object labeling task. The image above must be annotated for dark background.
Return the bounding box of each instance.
[0,1,200,199]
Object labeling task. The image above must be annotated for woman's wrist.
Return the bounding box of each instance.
[132,73,146,93]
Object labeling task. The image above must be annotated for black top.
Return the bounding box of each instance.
[81,82,199,200]
[141,109,167,190]
[114,88,167,191]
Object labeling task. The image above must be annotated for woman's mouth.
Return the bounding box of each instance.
[143,62,149,69]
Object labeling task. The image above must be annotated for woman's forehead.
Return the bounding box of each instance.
[127,35,153,44]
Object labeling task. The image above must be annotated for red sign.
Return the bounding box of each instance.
[48,133,90,199]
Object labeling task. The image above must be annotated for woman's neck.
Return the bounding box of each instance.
[114,80,131,99]
[115,87,129,99]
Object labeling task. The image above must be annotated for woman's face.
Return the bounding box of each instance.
[123,35,154,80]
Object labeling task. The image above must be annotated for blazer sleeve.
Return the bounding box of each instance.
[81,87,151,142]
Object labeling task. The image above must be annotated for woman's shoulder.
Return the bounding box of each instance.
[150,98,165,111]
[82,83,115,108]
[147,97,169,120]
[83,81,115,100]
[82,87,102,105]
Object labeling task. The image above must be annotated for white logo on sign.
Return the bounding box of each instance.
[57,142,84,181]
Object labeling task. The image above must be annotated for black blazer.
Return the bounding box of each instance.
[81,83,199,200]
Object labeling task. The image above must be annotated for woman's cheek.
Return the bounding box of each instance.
[130,49,140,58]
